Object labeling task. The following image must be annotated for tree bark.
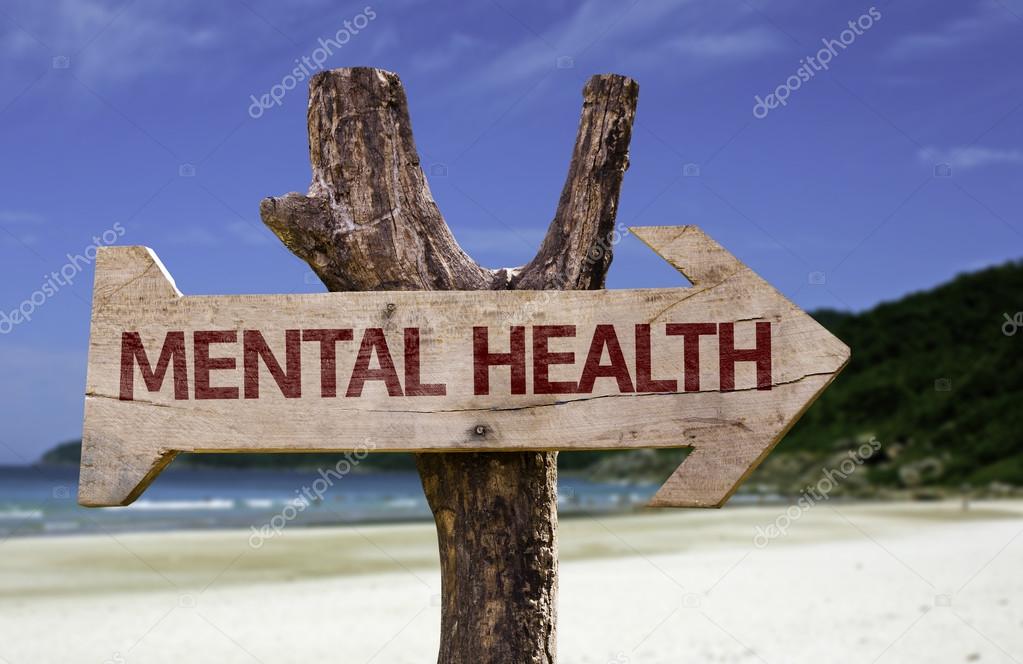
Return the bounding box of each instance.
[260,67,638,664]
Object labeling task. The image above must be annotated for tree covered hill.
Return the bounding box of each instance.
[777,258,1023,488]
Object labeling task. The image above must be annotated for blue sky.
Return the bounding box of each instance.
[1,0,1021,462]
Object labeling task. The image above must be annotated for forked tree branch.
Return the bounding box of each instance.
[259,67,638,664]
[260,67,638,292]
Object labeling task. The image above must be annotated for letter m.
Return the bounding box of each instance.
[119,331,188,400]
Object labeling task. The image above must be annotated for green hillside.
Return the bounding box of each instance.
[41,259,1023,492]
[774,259,1023,488]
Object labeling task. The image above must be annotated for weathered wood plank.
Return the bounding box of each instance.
[80,225,849,508]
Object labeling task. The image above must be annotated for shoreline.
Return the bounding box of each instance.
[0,492,1006,541]
[4,499,1020,598]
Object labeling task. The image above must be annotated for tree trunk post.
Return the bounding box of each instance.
[260,67,638,664]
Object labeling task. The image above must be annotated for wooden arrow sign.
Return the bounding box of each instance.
[79,225,849,508]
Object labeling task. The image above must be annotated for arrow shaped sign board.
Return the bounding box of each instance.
[79,226,849,508]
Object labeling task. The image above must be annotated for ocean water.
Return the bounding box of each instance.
[0,466,659,538]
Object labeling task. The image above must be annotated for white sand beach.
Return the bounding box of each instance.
[1,500,1021,663]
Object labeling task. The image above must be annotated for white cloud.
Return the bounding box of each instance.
[625,25,784,70]
[0,210,44,224]
[918,146,1023,171]
[227,221,271,246]
[0,210,43,247]
[886,5,1008,60]
[0,0,221,82]
[412,33,482,73]
[162,226,220,247]
[450,0,784,95]
[665,28,784,58]
[161,222,271,248]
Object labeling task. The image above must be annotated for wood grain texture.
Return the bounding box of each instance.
[80,225,848,508]
[260,68,493,292]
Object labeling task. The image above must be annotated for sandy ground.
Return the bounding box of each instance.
[1,500,1021,663]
